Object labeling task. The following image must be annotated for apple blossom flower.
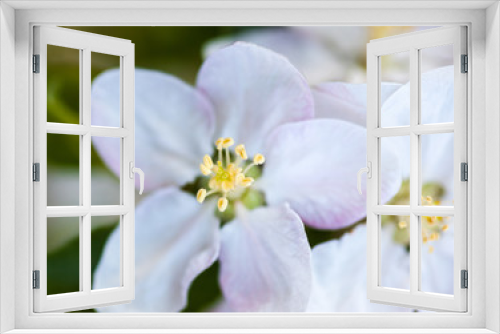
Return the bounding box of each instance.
[90,42,401,312]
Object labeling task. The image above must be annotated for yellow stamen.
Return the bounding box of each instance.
[218,197,228,212]
[254,154,265,165]
[222,137,234,148]
[235,144,248,160]
[241,177,254,187]
[215,138,224,150]
[197,139,265,212]
[235,173,245,185]
[197,189,207,203]
[398,221,407,229]
[200,164,212,176]
[203,155,213,169]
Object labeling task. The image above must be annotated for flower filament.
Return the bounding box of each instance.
[197,137,265,212]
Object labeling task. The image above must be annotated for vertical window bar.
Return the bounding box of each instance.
[81,48,92,293]
[409,47,420,294]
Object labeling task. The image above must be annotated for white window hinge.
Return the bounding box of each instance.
[461,162,468,181]
[461,54,468,73]
[461,270,468,289]
[33,163,40,182]
[33,54,40,73]
[33,270,40,289]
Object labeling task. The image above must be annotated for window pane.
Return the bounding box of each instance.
[47,45,80,124]
[380,215,410,290]
[421,133,454,206]
[92,216,121,290]
[420,216,454,295]
[381,136,410,205]
[91,52,121,128]
[47,217,80,295]
[47,133,80,206]
[91,137,121,205]
[380,51,410,127]
[420,44,454,124]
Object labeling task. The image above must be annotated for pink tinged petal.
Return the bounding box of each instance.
[312,82,401,126]
[218,204,312,312]
[196,42,314,154]
[307,225,412,312]
[93,187,219,312]
[257,119,401,230]
[92,69,215,192]
[203,29,345,84]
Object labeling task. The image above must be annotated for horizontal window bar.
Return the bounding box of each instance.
[413,123,454,135]
[372,127,410,137]
[371,205,454,216]
[46,205,130,217]
[47,123,129,137]
[412,205,454,217]
[46,123,87,135]
[372,205,410,215]
[371,123,454,137]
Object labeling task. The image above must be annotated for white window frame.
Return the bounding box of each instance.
[33,26,136,313]
[0,1,499,333]
[366,26,468,312]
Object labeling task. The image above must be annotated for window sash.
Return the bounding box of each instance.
[32,26,136,313]
[366,26,468,312]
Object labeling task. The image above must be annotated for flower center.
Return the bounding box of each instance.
[196,137,265,213]
[385,180,450,254]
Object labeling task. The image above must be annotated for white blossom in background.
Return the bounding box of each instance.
[307,224,412,312]
[311,66,456,303]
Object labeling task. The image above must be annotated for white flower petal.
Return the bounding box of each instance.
[197,42,314,154]
[381,66,453,127]
[92,69,215,192]
[421,224,455,295]
[94,187,219,312]
[218,204,312,312]
[381,66,455,193]
[257,119,401,229]
[313,82,401,126]
[307,225,412,312]
[203,28,344,84]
